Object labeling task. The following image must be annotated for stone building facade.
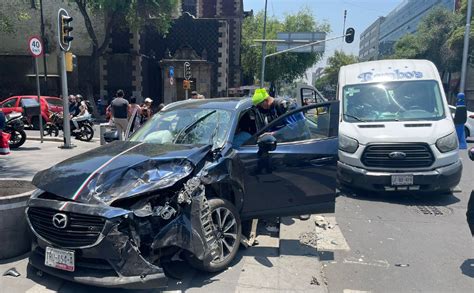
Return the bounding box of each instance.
[0,0,105,99]
[100,0,244,104]
[0,0,244,104]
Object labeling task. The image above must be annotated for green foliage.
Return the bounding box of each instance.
[0,9,30,34]
[315,50,358,97]
[73,0,180,55]
[241,7,330,84]
[392,5,469,73]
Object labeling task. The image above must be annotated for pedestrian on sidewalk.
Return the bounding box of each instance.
[140,97,153,124]
[111,90,130,140]
[128,97,142,134]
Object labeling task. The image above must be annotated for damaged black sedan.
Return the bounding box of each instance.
[26,96,339,289]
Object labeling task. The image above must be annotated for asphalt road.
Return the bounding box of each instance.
[322,145,474,292]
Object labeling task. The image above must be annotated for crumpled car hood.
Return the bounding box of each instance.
[33,141,211,204]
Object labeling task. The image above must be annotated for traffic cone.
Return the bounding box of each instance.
[0,131,11,155]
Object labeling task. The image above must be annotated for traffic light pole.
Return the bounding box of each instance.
[59,50,72,148]
[258,32,354,88]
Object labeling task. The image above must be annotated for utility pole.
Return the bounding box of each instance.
[460,0,472,93]
[260,0,268,87]
[39,0,48,94]
[342,10,347,50]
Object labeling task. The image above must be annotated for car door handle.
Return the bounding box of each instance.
[310,157,334,166]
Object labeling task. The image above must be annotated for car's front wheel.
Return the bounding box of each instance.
[187,198,241,272]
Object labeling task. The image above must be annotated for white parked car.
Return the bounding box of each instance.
[448,105,474,138]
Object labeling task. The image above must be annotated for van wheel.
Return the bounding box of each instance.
[186,198,241,273]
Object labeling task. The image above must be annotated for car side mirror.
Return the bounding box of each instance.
[469,147,474,161]
[257,134,277,153]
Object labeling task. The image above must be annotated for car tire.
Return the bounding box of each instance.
[186,198,241,273]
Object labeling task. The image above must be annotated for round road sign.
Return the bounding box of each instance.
[28,36,43,57]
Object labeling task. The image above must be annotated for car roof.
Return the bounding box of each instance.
[162,97,253,112]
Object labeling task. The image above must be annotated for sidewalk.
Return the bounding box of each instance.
[0,139,100,180]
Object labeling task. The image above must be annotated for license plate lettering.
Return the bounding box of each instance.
[45,247,75,272]
[391,175,414,186]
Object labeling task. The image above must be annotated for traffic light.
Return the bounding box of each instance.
[65,52,77,72]
[183,80,191,90]
[345,27,355,44]
[61,15,73,44]
[58,8,73,51]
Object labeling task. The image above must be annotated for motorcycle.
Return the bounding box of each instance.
[43,111,95,142]
[5,112,27,149]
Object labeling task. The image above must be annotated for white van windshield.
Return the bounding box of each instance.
[343,80,445,122]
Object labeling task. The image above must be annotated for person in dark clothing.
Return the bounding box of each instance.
[111,89,130,140]
[68,95,79,117]
[252,88,304,133]
[467,148,474,236]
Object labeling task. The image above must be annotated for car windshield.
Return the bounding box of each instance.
[343,80,445,122]
[129,108,232,147]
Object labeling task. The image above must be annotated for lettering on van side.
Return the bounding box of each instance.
[358,70,423,82]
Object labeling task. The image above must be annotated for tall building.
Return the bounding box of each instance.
[359,17,385,61]
[378,0,455,57]
[358,0,457,60]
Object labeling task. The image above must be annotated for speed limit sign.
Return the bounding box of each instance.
[28,36,43,58]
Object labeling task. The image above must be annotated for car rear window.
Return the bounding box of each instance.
[46,98,63,107]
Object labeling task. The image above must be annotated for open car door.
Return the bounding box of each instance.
[296,84,326,107]
[236,101,339,220]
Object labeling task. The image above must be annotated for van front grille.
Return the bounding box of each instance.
[362,144,434,168]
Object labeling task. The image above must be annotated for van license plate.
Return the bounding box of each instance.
[45,247,75,272]
[391,175,414,186]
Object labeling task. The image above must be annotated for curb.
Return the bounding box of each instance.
[28,136,63,143]
[27,136,100,143]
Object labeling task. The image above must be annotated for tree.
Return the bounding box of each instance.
[315,50,358,98]
[392,7,459,74]
[241,8,330,85]
[71,0,180,95]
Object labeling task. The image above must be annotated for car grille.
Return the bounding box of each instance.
[28,207,105,248]
[362,144,434,168]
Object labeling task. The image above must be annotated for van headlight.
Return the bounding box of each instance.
[339,135,359,153]
[436,132,458,153]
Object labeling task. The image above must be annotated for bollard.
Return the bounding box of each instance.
[454,93,468,149]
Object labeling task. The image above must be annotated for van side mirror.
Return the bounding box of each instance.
[257,134,277,153]
[469,147,474,161]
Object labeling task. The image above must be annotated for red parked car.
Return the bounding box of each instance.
[0,96,63,129]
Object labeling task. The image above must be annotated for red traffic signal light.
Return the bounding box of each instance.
[345,27,355,44]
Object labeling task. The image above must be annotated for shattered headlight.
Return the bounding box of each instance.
[91,159,194,203]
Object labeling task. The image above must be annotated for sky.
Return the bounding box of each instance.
[243,0,404,80]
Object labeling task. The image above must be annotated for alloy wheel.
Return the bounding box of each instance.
[211,207,238,264]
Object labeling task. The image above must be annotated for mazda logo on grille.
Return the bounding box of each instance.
[388,151,406,159]
[52,213,68,229]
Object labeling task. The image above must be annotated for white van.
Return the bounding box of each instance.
[337,59,462,193]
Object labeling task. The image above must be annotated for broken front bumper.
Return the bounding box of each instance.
[26,200,169,289]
